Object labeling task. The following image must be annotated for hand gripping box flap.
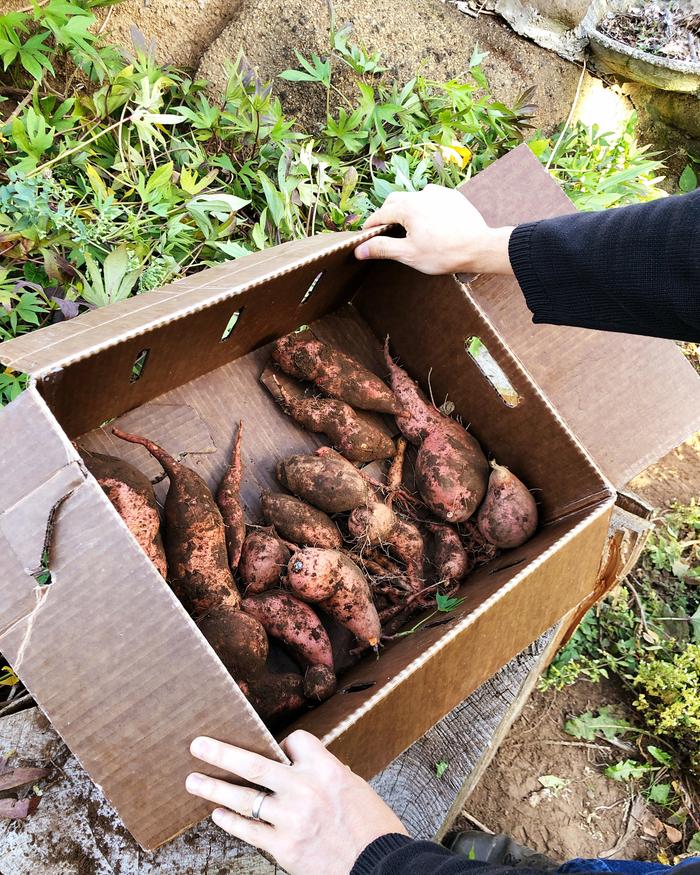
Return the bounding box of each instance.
[0,388,285,850]
[458,145,700,488]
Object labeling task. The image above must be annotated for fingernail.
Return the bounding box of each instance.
[191,737,208,757]
[185,774,203,793]
[355,244,368,260]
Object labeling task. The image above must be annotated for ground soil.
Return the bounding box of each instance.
[454,429,700,863]
[458,681,666,862]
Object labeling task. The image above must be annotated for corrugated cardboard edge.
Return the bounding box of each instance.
[0,226,388,377]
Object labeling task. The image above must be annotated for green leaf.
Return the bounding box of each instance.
[647,745,673,767]
[604,759,651,782]
[538,775,569,793]
[679,164,697,193]
[435,593,465,613]
[528,138,550,158]
[687,832,700,854]
[564,706,634,741]
[647,783,671,805]
[690,604,700,643]
[435,760,448,778]
[469,45,489,68]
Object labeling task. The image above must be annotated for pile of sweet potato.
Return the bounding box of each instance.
[78,330,538,728]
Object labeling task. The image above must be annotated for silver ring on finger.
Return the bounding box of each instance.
[250,790,269,821]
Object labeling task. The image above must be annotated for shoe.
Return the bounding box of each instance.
[446,830,559,870]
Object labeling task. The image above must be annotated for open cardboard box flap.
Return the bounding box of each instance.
[0,148,696,850]
[458,146,700,488]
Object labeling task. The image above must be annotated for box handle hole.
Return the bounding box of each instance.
[300,271,324,305]
[221,309,243,342]
[130,348,150,383]
[465,336,521,408]
[340,680,376,694]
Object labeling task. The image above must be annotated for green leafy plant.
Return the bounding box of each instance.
[529,115,665,210]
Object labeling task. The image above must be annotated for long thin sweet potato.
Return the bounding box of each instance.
[81,450,167,578]
[477,463,538,549]
[273,332,400,414]
[112,428,239,614]
[277,450,374,513]
[274,379,395,463]
[261,491,342,549]
[286,548,381,647]
[239,528,291,593]
[216,421,246,573]
[348,502,425,594]
[384,339,489,522]
[242,592,336,700]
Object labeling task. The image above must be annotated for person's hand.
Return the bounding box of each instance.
[354,184,514,276]
[186,730,409,875]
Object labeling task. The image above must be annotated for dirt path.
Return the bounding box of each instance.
[459,682,658,862]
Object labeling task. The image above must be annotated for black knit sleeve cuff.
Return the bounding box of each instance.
[350,833,415,875]
[508,222,553,322]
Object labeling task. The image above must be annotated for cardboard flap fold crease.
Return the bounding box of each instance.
[0,145,697,849]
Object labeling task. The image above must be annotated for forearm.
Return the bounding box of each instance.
[507,191,700,342]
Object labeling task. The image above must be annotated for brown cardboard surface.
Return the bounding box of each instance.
[0,390,284,850]
[0,149,670,851]
[459,145,700,487]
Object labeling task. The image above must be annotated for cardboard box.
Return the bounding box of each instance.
[1,147,698,850]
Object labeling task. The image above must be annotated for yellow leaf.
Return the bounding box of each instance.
[0,665,19,686]
[436,139,472,169]
[85,163,109,199]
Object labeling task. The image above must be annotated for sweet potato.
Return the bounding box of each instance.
[261,491,342,549]
[427,523,472,585]
[112,428,240,614]
[384,340,489,522]
[81,450,167,578]
[477,463,538,549]
[415,428,489,523]
[274,379,395,463]
[198,604,268,679]
[273,332,400,413]
[383,338,446,445]
[286,548,381,647]
[216,421,246,573]
[277,449,374,513]
[245,672,307,724]
[239,528,291,594]
[348,503,425,594]
[242,592,336,700]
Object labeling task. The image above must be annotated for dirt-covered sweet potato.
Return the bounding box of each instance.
[477,463,538,549]
[274,379,395,464]
[216,421,246,573]
[286,548,381,647]
[245,672,307,724]
[239,528,291,594]
[427,523,472,585]
[415,428,489,523]
[261,492,342,549]
[277,449,374,513]
[242,591,336,700]
[348,502,425,594]
[384,340,489,522]
[81,450,167,578]
[273,332,400,414]
[198,604,268,679]
[112,428,240,614]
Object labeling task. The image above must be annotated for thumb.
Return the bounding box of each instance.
[355,235,408,263]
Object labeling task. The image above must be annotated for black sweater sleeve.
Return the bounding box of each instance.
[507,189,700,342]
[350,834,552,875]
